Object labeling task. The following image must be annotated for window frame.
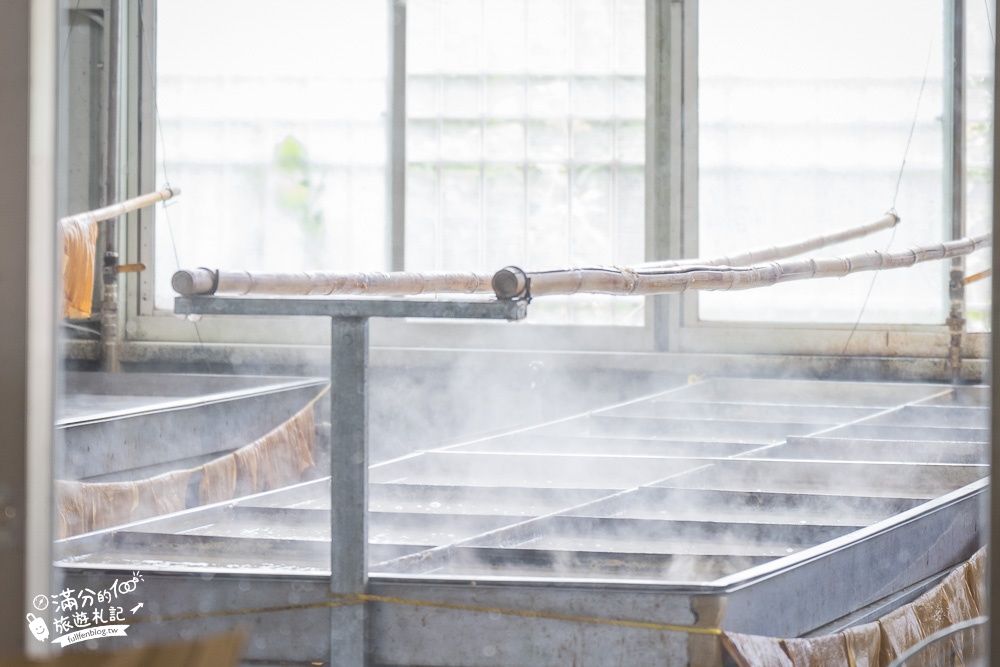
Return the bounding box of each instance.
[123,0,658,353]
[119,0,987,361]
[662,0,986,359]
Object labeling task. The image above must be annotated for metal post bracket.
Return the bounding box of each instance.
[174,295,528,321]
[172,295,528,666]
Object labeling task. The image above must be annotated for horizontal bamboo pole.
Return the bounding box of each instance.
[173,213,899,298]
[637,212,900,269]
[176,232,988,300]
[172,268,495,297]
[59,186,180,226]
[492,234,992,300]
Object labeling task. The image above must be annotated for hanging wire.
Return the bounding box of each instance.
[137,0,209,359]
[841,44,933,355]
[60,0,83,66]
[985,0,995,47]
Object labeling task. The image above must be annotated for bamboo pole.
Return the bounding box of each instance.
[636,212,900,269]
[171,267,495,297]
[173,213,899,298]
[491,234,992,300]
[963,268,991,285]
[59,186,180,226]
[174,232,988,300]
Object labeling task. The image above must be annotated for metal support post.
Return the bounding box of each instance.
[329,316,370,666]
[944,0,967,384]
[173,295,527,666]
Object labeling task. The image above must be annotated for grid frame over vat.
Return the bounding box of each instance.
[57,377,987,585]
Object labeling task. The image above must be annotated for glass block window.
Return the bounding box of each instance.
[405,0,646,325]
[153,0,388,310]
[698,0,949,324]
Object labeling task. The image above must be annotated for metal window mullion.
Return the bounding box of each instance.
[610,0,621,270]
[389,0,407,271]
[566,0,575,280]
[944,0,967,380]
[135,0,157,319]
[434,0,444,270]
[479,0,486,268]
[944,0,967,248]
[677,0,695,341]
[521,0,533,265]
[646,0,684,349]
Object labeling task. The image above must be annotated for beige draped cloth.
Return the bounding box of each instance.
[199,403,315,504]
[56,469,192,538]
[720,546,985,667]
[57,398,320,538]
[60,217,99,319]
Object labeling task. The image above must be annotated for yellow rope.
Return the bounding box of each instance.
[304,382,331,409]
[132,591,721,636]
[125,380,720,639]
[350,593,722,635]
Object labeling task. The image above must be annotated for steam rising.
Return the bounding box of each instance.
[56,373,988,588]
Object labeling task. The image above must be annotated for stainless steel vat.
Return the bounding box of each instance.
[55,378,988,666]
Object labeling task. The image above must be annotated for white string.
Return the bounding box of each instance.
[137,0,208,356]
[842,43,933,355]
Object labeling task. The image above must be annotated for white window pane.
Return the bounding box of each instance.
[527,78,571,117]
[616,166,645,264]
[698,0,947,324]
[404,214,439,272]
[440,166,481,266]
[154,0,388,310]
[405,165,439,271]
[408,76,438,117]
[485,77,526,116]
[615,120,644,163]
[440,121,481,161]
[572,77,614,117]
[407,120,438,162]
[616,0,645,74]
[484,165,526,267]
[527,165,569,267]
[573,120,613,162]
[573,0,614,73]
[616,76,645,118]
[527,121,570,161]
[346,121,386,165]
[442,76,480,117]
[441,0,482,73]
[484,0,527,73]
[337,167,387,269]
[484,121,525,161]
[407,0,439,74]
[406,0,644,325]
[570,166,611,263]
[527,0,570,73]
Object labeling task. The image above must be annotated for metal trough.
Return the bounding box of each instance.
[55,377,988,666]
[58,372,327,481]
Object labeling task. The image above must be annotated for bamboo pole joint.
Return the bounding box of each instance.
[172,268,220,296]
